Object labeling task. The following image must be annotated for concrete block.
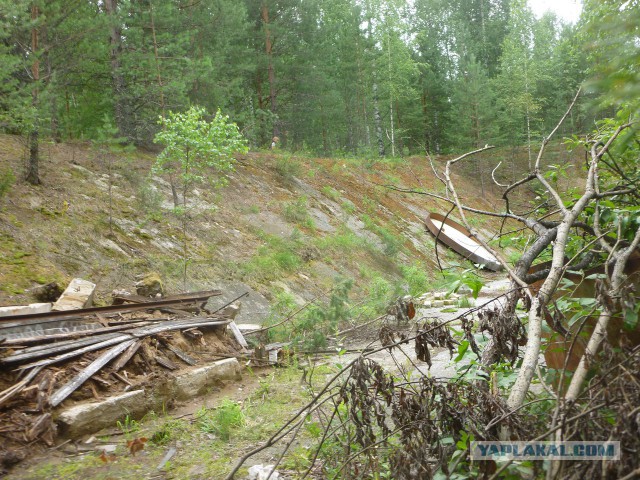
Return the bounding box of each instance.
[52,278,96,311]
[0,303,52,318]
[56,390,146,437]
[173,358,241,400]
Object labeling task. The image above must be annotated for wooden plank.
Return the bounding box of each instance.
[2,333,126,364]
[0,366,43,408]
[165,343,197,366]
[111,340,142,372]
[2,321,155,347]
[0,293,223,328]
[155,355,178,370]
[17,334,133,370]
[50,339,136,407]
[112,371,132,386]
[227,321,249,349]
[14,318,230,370]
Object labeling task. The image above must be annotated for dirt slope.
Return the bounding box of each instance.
[0,134,577,309]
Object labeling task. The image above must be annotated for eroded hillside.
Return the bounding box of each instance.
[0,134,576,311]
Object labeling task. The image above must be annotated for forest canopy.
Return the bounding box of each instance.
[0,0,627,160]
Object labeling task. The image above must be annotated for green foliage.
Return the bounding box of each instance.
[293,278,353,350]
[153,106,247,206]
[400,263,431,296]
[282,196,314,228]
[241,232,304,283]
[441,266,484,299]
[321,185,341,201]
[196,400,245,441]
[274,155,301,181]
[0,167,15,200]
[116,414,140,436]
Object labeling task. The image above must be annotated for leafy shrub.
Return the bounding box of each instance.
[293,278,353,350]
[283,196,314,228]
[321,185,341,201]
[0,167,15,200]
[401,263,431,296]
[136,181,164,220]
[275,155,301,181]
[197,400,245,441]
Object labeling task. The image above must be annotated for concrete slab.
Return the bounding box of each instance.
[52,278,96,311]
[173,358,241,400]
[0,303,52,318]
[56,390,146,437]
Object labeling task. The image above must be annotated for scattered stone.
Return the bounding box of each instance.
[173,358,241,400]
[248,464,280,480]
[135,272,164,298]
[96,445,117,454]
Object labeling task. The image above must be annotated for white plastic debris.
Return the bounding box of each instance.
[247,464,280,480]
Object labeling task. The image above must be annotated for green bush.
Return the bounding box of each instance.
[241,233,303,282]
[293,278,353,351]
[283,196,314,228]
[401,263,431,296]
[136,181,164,220]
[197,400,245,441]
[275,155,301,180]
[0,167,15,200]
[321,185,341,201]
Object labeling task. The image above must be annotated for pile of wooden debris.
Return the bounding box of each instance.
[0,278,252,470]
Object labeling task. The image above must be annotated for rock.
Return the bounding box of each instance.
[432,300,445,307]
[56,390,146,437]
[135,272,164,298]
[248,464,279,480]
[31,282,64,302]
[219,303,241,320]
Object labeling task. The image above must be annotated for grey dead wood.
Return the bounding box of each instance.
[155,355,178,370]
[111,340,142,372]
[49,339,136,407]
[164,343,197,366]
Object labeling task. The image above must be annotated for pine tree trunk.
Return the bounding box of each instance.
[387,32,395,157]
[104,0,130,141]
[26,4,41,186]
[149,3,165,122]
[373,77,384,157]
[261,2,278,138]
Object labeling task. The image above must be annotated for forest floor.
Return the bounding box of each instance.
[5,277,512,480]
